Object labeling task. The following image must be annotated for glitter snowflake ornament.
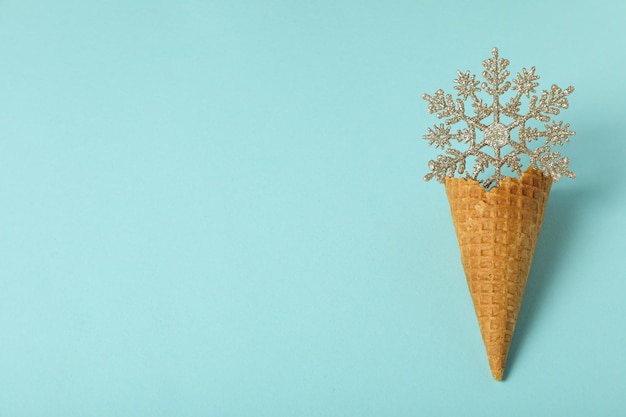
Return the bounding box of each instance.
[420,48,577,381]
[422,47,575,189]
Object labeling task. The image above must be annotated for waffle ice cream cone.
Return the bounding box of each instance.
[444,167,552,380]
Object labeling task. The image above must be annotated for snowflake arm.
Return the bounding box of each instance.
[422,90,488,131]
[481,47,512,123]
[512,84,575,127]
[423,123,453,149]
[454,70,480,101]
[529,148,575,181]
[543,120,575,146]
[501,67,539,119]
[513,66,540,97]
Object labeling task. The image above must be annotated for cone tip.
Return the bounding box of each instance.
[491,367,504,381]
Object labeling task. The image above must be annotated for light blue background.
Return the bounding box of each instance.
[0,0,624,415]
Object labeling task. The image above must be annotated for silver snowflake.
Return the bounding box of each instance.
[422,47,575,188]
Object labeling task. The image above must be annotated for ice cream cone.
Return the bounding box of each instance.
[444,167,552,380]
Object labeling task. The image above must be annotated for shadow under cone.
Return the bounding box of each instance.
[444,168,552,381]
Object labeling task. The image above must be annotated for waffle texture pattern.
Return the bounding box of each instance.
[444,167,552,380]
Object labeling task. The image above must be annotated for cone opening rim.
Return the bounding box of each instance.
[444,167,551,194]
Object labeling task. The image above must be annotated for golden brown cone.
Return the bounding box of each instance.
[444,167,552,381]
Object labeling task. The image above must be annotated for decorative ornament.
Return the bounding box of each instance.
[421,48,576,380]
[422,47,575,189]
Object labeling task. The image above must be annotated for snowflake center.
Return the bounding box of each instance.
[484,122,509,148]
